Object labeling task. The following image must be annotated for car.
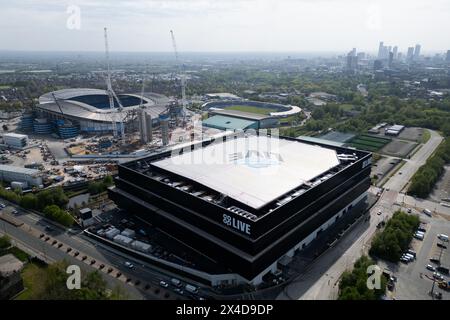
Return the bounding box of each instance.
[414,233,424,240]
[45,226,54,232]
[407,250,416,257]
[438,234,449,242]
[174,288,184,295]
[417,227,426,232]
[426,264,436,271]
[377,211,382,216]
[430,258,440,264]
[11,209,18,215]
[433,272,444,281]
[0,203,5,208]
[159,280,169,288]
[124,261,134,269]
[405,253,415,261]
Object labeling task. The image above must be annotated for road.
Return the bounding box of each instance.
[278,130,444,300]
[0,205,185,300]
[383,130,443,192]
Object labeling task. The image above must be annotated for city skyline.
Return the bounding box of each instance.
[0,0,450,53]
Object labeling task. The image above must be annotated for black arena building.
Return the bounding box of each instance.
[109,132,372,285]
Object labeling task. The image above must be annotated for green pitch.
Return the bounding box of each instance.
[225,105,276,115]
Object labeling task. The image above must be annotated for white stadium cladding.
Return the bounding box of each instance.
[37,88,172,133]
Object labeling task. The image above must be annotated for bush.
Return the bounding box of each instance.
[339,255,387,300]
[88,176,114,195]
[369,211,420,262]
[0,235,11,249]
[408,139,450,198]
[43,205,74,227]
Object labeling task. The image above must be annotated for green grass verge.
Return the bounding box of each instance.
[14,263,45,300]
[0,246,30,262]
[0,85,11,89]
[421,129,431,144]
[225,105,276,115]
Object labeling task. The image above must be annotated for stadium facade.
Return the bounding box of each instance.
[33,88,171,134]
[108,132,372,285]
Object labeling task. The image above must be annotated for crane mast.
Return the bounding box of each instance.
[170,30,187,125]
[104,27,125,139]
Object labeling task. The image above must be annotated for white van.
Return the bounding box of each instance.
[185,284,198,294]
[423,209,432,217]
[438,234,449,242]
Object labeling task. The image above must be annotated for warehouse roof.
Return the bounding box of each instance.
[0,164,40,175]
[202,115,257,131]
[153,135,340,209]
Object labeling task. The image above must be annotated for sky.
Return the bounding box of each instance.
[0,0,449,54]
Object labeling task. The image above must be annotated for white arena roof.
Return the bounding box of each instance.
[153,136,340,209]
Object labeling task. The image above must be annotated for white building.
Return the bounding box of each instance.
[0,165,43,187]
[2,133,28,148]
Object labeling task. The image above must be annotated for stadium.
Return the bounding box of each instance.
[34,88,172,134]
[202,100,302,118]
[108,132,372,285]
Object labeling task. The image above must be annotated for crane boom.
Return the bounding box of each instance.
[103,27,125,139]
[170,30,187,124]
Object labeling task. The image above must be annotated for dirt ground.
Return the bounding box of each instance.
[380,139,417,158]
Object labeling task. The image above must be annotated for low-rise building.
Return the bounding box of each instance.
[0,254,24,300]
[2,133,28,148]
[0,164,43,187]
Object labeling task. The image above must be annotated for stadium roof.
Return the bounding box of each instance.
[37,89,171,123]
[209,108,272,121]
[152,135,340,209]
[202,115,256,131]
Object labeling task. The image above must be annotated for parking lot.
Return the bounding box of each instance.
[381,209,450,300]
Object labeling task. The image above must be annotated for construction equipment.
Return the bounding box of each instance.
[103,27,125,140]
[170,30,187,125]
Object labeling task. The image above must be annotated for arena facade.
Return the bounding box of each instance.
[109,132,372,285]
[36,88,172,133]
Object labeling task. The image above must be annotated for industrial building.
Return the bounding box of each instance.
[109,133,372,285]
[24,88,172,136]
[385,124,405,136]
[2,133,28,148]
[0,164,43,188]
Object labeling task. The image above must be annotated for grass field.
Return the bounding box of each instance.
[225,105,276,115]
[0,85,11,89]
[15,263,45,300]
[348,134,391,152]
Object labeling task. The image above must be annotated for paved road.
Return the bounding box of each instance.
[278,130,443,300]
[0,206,185,300]
[383,130,443,192]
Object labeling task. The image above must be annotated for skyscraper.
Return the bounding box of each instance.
[407,47,415,61]
[414,44,421,60]
[392,46,398,59]
[378,42,384,59]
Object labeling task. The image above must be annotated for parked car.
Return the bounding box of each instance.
[426,264,436,271]
[124,261,134,269]
[433,272,444,281]
[438,234,449,242]
[159,280,169,288]
[407,249,417,257]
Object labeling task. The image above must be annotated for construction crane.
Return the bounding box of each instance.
[170,30,187,125]
[103,27,125,140]
[51,93,65,116]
